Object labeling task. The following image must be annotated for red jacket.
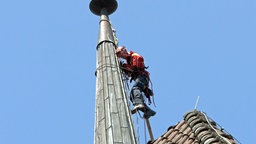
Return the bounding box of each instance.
[123,51,150,78]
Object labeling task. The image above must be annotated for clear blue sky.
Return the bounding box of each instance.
[0,0,255,143]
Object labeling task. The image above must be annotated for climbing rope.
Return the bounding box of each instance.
[148,79,156,107]
[112,22,153,143]
[123,70,151,144]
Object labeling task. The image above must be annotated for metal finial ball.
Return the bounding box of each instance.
[89,0,118,16]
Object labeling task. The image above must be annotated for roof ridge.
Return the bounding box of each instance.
[183,110,236,144]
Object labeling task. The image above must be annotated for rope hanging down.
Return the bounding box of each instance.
[112,23,155,144]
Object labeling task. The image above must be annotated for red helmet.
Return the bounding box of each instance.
[116,46,126,56]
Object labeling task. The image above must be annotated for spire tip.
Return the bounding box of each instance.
[89,0,118,16]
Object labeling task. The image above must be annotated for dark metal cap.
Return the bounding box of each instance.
[89,0,118,16]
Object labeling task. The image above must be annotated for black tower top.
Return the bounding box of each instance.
[89,0,118,16]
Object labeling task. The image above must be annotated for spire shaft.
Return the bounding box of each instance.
[90,1,137,143]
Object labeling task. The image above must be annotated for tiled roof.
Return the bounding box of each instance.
[152,110,238,144]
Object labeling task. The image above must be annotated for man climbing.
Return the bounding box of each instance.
[116,46,156,119]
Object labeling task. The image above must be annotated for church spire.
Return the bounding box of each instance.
[89,1,137,143]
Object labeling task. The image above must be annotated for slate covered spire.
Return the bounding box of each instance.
[89,0,137,143]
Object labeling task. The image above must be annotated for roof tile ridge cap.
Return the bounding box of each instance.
[183,110,200,121]
[183,110,223,143]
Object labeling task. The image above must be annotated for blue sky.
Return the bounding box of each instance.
[1,0,255,143]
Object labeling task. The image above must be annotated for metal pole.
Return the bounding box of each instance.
[145,119,154,142]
